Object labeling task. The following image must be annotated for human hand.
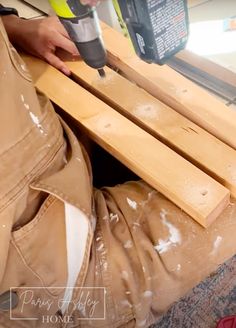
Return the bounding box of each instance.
[2,15,79,75]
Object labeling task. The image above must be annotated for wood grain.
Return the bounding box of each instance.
[67,60,236,198]
[100,21,236,150]
[176,50,236,90]
[23,54,230,227]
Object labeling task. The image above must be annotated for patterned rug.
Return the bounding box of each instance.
[153,255,236,328]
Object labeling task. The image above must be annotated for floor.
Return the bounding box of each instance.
[153,254,236,328]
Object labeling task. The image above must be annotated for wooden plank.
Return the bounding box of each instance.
[176,50,236,89]
[100,21,236,150]
[23,54,230,227]
[168,55,236,103]
[67,60,236,198]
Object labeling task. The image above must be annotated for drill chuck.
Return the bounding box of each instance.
[76,38,106,69]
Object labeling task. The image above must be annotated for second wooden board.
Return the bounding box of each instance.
[100,21,236,150]
[67,60,236,198]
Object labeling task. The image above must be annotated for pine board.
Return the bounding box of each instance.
[67,60,236,198]
[22,54,230,227]
[100,21,236,150]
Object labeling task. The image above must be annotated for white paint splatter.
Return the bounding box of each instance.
[154,210,181,254]
[143,290,153,298]
[127,198,137,210]
[160,208,168,221]
[29,112,39,125]
[124,240,133,249]
[97,243,104,252]
[214,236,222,249]
[176,264,181,271]
[103,262,108,271]
[121,271,129,280]
[211,236,223,255]
[110,213,119,223]
[21,64,27,71]
[140,190,157,208]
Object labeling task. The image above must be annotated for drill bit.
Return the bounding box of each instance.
[98,68,106,78]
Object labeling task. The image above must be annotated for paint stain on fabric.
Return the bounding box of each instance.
[176,264,181,271]
[124,240,133,249]
[154,209,181,254]
[21,64,27,71]
[20,95,45,134]
[210,235,223,255]
[143,290,153,298]
[127,197,137,210]
[110,213,119,223]
[29,112,44,134]
[97,243,104,252]
[121,271,129,280]
[140,190,158,208]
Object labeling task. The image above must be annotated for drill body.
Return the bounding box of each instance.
[113,0,189,65]
[49,0,107,73]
